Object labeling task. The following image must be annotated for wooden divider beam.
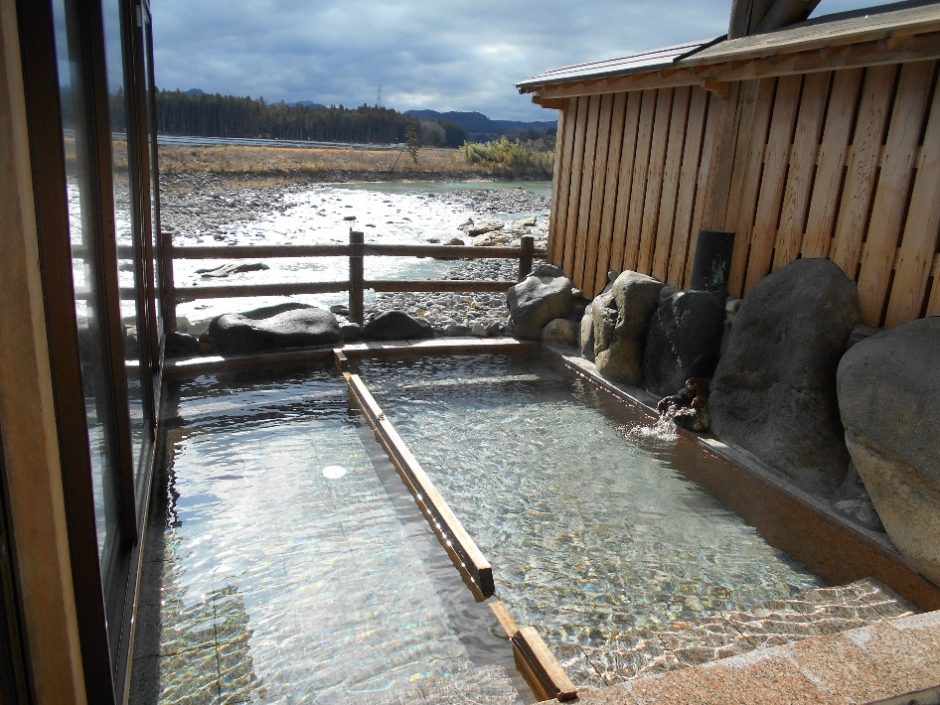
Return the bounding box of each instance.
[512,627,578,702]
[349,230,364,324]
[343,373,495,598]
[174,281,348,301]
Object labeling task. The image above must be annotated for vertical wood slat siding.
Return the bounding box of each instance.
[687,93,722,289]
[609,92,643,287]
[886,65,940,325]
[637,88,674,273]
[594,92,628,295]
[573,96,602,287]
[744,74,803,293]
[802,68,864,259]
[651,87,691,282]
[669,88,709,288]
[728,79,777,297]
[623,90,658,273]
[546,108,569,264]
[544,58,937,327]
[829,64,898,277]
[772,71,832,271]
[856,61,934,323]
[562,97,589,277]
[583,94,614,295]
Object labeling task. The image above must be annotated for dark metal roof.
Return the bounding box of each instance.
[517,1,940,93]
[515,38,719,91]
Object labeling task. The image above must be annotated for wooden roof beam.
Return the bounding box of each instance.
[756,0,823,33]
[526,31,940,101]
[730,0,821,38]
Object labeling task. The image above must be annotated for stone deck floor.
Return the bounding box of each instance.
[549,609,940,705]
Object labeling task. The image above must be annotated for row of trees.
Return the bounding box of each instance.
[153,90,467,147]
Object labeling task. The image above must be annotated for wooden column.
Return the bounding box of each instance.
[349,229,364,324]
[518,234,534,280]
[0,3,88,701]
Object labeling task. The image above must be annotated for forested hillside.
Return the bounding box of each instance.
[153,90,468,146]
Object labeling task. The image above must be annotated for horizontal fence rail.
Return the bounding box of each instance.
[157,230,545,327]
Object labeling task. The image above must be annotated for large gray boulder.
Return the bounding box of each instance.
[592,271,663,384]
[643,288,726,397]
[837,316,940,584]
[506,269,574,339]
[208,303,340,355]
[362,310,434,340]
[709,258,859,494]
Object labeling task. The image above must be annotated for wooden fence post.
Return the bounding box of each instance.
[349,229,364,324]
[519,235,534,281]
[160,232,177,331]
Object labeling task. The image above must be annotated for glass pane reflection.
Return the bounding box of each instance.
[103,0,146,469]
[53,0,120,565]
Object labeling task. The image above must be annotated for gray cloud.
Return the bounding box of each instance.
[152,0,899,122]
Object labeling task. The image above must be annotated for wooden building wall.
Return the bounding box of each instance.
[548,59,940,328]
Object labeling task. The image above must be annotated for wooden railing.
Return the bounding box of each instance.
[157,230,543,328]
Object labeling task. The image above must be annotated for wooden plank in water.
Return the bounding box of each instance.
[886,70,940,326]
[487,600,519,638]
[856,60,934,325]
[772,71,831,270]
[339,337,537,361]
[594,92,628,295]
[829,64,898,277]
[344,373,495,598]
[802,68,863,258]
[512,626,578,702]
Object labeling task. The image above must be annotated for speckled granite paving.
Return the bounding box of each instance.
[548,593,940,705]
[556,578,916,690]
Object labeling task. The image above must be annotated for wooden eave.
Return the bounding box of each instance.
[523,3,940,103]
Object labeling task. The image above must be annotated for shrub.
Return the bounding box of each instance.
[459,136,554,178]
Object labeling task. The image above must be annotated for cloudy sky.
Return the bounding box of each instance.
[152,0,899,122]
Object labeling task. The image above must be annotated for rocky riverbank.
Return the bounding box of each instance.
[160,172,551,334]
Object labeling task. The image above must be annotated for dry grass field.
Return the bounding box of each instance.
[156,143,489,183]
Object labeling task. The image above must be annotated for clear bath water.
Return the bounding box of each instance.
[134,370,525,704]
[357,355,824,686]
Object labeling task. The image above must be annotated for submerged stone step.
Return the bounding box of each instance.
[342,664,521,705]
[563,577,916,689]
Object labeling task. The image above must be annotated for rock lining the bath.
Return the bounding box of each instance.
[208,302,341,354]
[506,267,575,339]
[837,315,940,584]
[362,310,434,340]
[709,258,859,495]
[643,287,726,398]
[591,271,663,384]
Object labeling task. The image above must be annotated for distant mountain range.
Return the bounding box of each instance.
[405,109,557,141]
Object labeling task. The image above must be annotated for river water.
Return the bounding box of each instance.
[158,179,552,326]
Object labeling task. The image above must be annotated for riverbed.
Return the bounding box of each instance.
[158,174,551,332]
